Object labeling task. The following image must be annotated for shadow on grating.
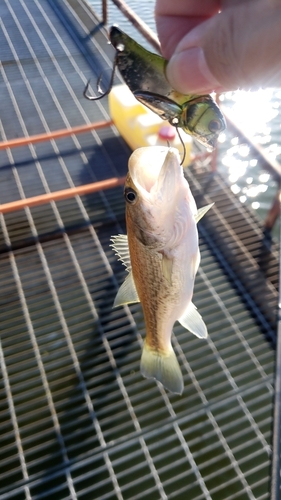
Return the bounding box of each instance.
[0,0,278,499]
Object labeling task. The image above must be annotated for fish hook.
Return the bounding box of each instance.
[176,127,186,167]
[164,130,186,167]
[83,57,117,101]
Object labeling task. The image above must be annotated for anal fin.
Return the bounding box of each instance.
[178,302,208,338]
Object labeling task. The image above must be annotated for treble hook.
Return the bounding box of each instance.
[83,57,117,101]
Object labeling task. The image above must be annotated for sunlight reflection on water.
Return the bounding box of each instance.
[218,89,280,233]
[221,89,279,140]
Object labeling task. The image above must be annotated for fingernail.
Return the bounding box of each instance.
[166,47,221,94]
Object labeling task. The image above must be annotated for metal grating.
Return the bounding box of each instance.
[0,1,278,499]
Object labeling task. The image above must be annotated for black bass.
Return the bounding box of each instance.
[111,146,212,394]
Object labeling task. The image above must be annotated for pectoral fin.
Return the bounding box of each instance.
[178,302,208,338]
[195,203,214,224]
[162,255,173,284]
[191,251,200,280]
[113,272,140,307]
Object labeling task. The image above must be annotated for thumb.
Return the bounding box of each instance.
[166,1,281,94]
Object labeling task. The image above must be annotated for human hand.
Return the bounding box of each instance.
[155,0,281,94]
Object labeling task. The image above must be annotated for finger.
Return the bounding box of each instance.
[156,16,207,59]
[155,0,219,18]
[165,1,281,94]
[155,0,220,58]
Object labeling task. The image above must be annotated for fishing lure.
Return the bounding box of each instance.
[84,26,226,151]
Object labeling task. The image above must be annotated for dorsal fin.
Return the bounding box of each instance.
[195,203,214,224]
[110,234,131,273]
[111,235,140,307]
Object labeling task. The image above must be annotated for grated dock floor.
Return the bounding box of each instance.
[0,1,278,499]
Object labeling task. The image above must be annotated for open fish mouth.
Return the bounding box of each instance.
[128,146,182,200]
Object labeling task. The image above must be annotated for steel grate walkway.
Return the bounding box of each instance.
[0,1,278,499]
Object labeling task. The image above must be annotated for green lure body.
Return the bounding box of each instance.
[109,26,226,150]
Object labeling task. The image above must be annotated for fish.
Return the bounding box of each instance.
[111,146,213,394]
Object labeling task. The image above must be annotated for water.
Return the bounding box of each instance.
[88,0,281,234]
[217,89,281,228]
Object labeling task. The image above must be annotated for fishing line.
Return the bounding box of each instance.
[270,185,281,500]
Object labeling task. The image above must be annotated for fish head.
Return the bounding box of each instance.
[124,146,197,248]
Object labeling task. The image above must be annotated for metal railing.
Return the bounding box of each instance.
[102,0,160,51]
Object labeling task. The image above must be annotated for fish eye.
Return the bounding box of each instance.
[209,119,223,133]
[124,187,137,204]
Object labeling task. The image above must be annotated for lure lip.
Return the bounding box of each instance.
[200,136,216,150]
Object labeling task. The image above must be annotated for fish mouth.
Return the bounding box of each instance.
[128,146,182,198]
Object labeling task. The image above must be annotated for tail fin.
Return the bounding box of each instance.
[140,341,183,395]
